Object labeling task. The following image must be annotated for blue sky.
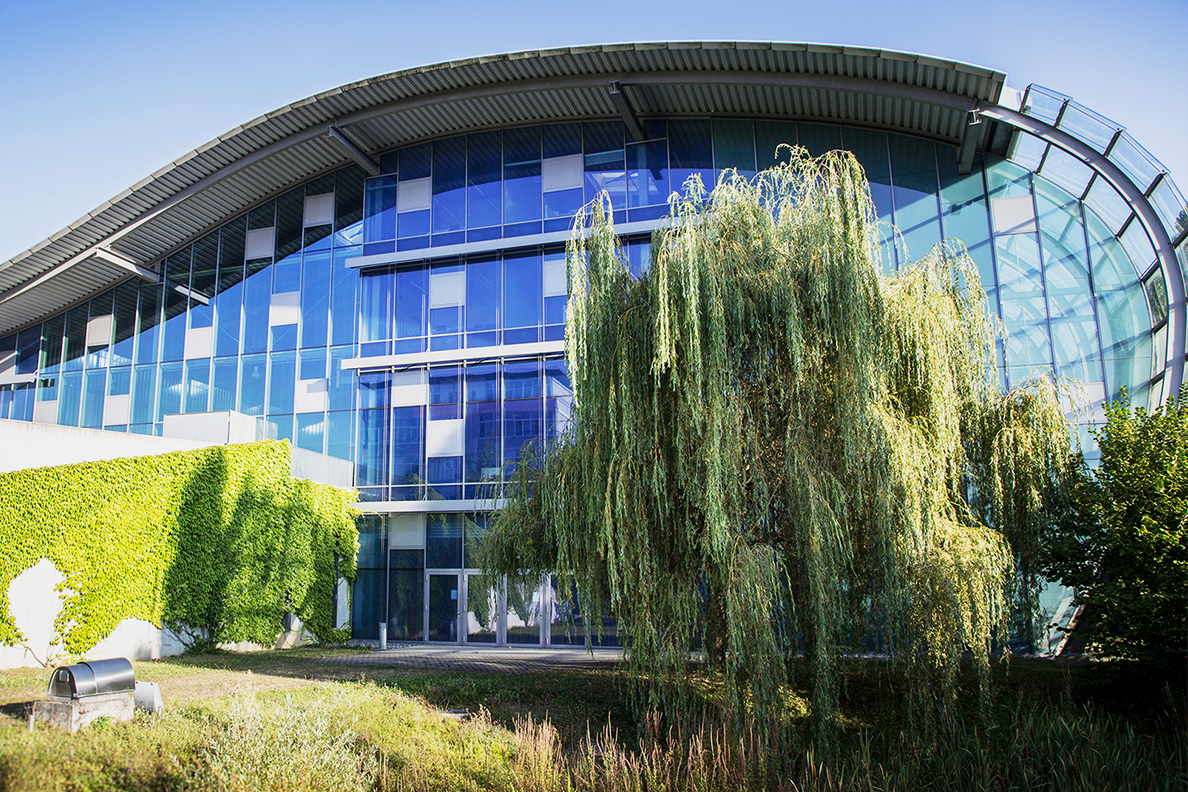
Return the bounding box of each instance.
[1,0,1184,263]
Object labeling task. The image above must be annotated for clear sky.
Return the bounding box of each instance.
[1,0,1184,264]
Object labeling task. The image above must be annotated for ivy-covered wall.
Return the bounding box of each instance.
[0,440,358,654]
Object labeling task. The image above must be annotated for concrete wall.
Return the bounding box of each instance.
[0,415,353,488]
[0,419,210,474]
[0,557,321,669]
[291,447,355,489]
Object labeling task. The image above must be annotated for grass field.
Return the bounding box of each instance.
[0,646,1181,791]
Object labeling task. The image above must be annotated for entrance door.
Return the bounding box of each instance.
[464,573,499,643]
[427,573,460,642]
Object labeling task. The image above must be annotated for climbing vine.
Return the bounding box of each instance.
[0,440,358,655]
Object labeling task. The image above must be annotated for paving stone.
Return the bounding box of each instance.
[318,645,622,673]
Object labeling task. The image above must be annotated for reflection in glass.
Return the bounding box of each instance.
[466,573,498,643]
[428,574,459,642]
[506,575,542,645]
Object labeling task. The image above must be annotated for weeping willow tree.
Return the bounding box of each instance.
[484,147,1078,739]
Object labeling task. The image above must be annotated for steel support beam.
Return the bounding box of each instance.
[957,109,981,175]
[92,247,157,282]
[976,101,1186,396]
[609,81,646,142]
[327,126,381,177]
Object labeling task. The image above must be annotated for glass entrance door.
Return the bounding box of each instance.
[464,573,499,643]
[427,573,460,642]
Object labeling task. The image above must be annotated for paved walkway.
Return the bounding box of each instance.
[318,644,623,673]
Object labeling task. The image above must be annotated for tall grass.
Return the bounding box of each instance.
[0,674,1181,791]
[493,702,1184,792]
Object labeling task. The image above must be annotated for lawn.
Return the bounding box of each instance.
[0,647,1181,791]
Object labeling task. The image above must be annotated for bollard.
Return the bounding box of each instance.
[379,622,387,651]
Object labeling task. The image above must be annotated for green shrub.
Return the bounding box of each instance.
[1045,386,1187,670]
[0,440,358,653]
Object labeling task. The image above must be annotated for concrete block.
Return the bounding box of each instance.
[33,692,134,732]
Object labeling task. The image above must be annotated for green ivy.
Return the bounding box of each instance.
[0,440,358,654]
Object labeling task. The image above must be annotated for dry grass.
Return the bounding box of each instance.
[0,649,1181,791]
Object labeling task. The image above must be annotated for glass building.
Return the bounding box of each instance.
[0,44,1182,647]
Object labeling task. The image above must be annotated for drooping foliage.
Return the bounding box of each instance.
[484,148,1077,737]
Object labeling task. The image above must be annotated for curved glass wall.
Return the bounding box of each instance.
[0,114,1175,641]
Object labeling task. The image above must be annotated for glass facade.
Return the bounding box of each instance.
[0,114,1176,645]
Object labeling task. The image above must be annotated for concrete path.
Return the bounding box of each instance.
[318,644,622,673]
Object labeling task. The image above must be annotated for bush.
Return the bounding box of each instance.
[1045,386,1187,671]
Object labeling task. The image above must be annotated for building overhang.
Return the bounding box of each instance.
[0,41,1006,337]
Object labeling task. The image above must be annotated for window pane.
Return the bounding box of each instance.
[889,134,942,260]
[301,249,332,348]
[364,176,398,243]
[427,514,463,569]
[392,405,424,486]
[468,131,502,229]
[504,126,542,224]
[433,137,467,233]
[466,256,501,334]
[504,252,542,330]
[713,120,755,177]
[669,120,713,197]
[627,139,669,208]
[584,121,625,209]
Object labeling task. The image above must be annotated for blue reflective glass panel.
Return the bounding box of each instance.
[184,359,210,413]
[331,247,360,346]
[395,264,428,342]
[430,366,461,420]
[357,409,390,488]
[81,369,105,428]
[669,120,714,197]
[391,405,423,486]
[504,127,542,224]
[467,131,502,229]
[504,252,541,330]
[797,123,842,158]
[239,354,266,416]
[360,270,394,346]
[427,514,463,569]
[301,250,332,348]
[135,285,161,365]
[584,122,625,209]
[433,137,466,233]
[364,176,398,243]
[755,120,797,169]
[504,360,541,399]
[111,282,138,366]
[211,357,237,411]
[465,400,501,481]
[268,351,296,416]
[296,412,325,453]
[627,139,669,208]
[157,362,182,421]
[58,371,82,426]
[327,410,353,461]
[466,256,500,335]
[467,362,498,402]
[503,398,543,465]
[17,326,41,375]
[889,135,942,260]
[242,260,271,354]
[131,365,156,424]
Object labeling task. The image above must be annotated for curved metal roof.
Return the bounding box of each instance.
[0,41,1007,337]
